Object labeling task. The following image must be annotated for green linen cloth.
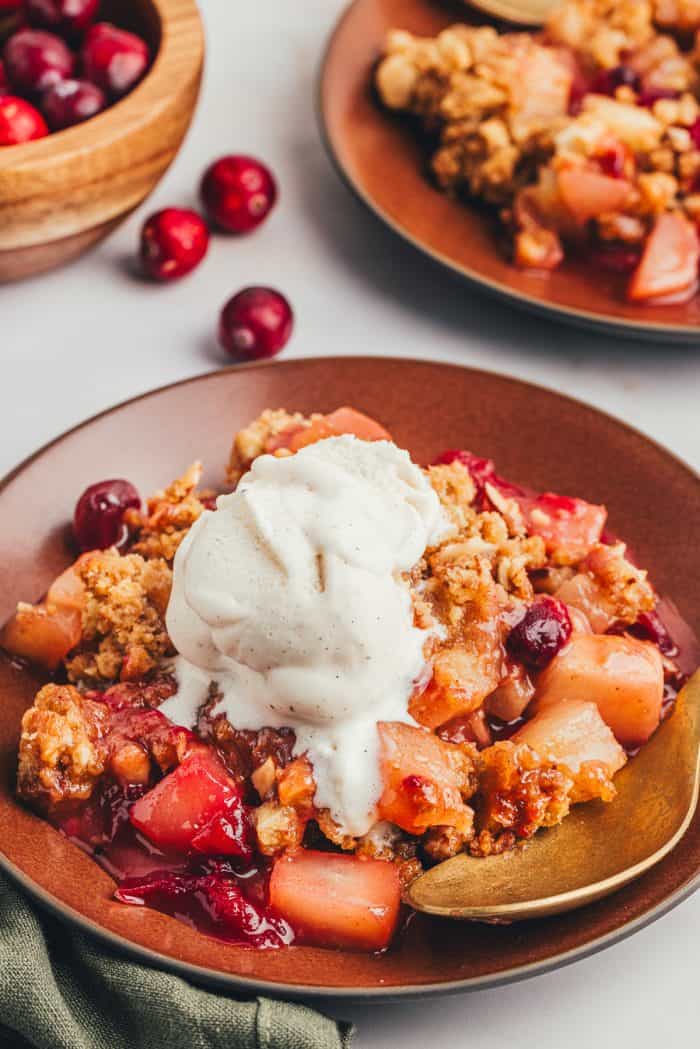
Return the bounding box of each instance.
[0,873,353,1049]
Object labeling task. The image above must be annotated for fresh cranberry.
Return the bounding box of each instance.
[140,208,210,282]
[0,94,47,143]
[218,286,293,360]
[73,478,141,551]
[26,0,99,36]
[590,65,640,97]
[637,86,679,108]
[41,76,104,129]
[587,246,642,273]
[3,28,73,95]
[200,155,277,234]
[81,22,149,98]
[507,597,572,669]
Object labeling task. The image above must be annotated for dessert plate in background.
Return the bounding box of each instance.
[318,0,700,341]
[0,358,699,998]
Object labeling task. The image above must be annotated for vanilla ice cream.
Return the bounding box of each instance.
[160,435,449,836]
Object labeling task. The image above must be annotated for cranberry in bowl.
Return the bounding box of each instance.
[0,0,204,282]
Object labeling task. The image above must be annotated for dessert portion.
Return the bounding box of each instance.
[374,0,700,302]
[2,405,695,953]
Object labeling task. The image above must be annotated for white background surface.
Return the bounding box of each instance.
[2,0,699,1045]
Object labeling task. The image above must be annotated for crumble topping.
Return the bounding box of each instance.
[17,684,108,812]
[126,462,209,563]
[65,550,173,685]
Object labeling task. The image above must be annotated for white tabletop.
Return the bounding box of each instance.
[2,1,699,1044]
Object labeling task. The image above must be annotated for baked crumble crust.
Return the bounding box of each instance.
[226,408,310,485]
[17,684,108,812]
[65,550,173,686]
[126,462,209,563]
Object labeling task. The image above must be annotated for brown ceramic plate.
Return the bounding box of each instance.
[318,0,700,342]
[0,358,699,998]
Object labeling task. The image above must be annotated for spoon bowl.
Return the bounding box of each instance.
[408,672,700,921]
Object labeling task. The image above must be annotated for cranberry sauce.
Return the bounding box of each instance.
[54,776,294,949]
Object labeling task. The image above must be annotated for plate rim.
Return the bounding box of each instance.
[316,0,700,343]
[0,356,699,1000]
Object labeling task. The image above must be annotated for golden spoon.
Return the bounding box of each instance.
[463,0,558,27]
[408,671,700,921]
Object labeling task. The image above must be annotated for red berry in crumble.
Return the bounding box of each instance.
[81,22,149,98]
[507,597,573,669]
[41,77,105,129]
[73,479,141,552]
[0,93,47,143]
[218,286,293,360]
[140,208,210,282]
[3,28,73,95]
[200,155,277,234]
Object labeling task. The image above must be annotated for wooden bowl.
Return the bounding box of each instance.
[0,0,204,282]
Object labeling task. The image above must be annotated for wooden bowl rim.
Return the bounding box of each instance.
[0,0,204,167]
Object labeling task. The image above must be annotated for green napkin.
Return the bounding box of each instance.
[0,873,353,1049]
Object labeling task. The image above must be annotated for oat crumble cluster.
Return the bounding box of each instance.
[7,403,675,891]
[374,0,700,292]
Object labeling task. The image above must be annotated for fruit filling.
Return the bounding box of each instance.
[3,405,697,952]
[374,0,700,304]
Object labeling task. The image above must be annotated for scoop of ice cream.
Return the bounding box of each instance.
[162,435,449,835]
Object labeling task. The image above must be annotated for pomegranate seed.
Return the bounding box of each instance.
[590,65,640,97]
[0,94,47,144]
[3,28,73,95]
[81,22,149,98]
[200,155,277,234]
[218,286,293,360]
[42,77,104,129]
[587,246,642,273]
[73,479,141,551]
[26,0,99,36]
[140,208,209,282]
[507,597,572,669]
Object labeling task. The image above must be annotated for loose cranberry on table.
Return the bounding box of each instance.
[73,479,141,552]
[507,597,573,670]
[42,77,104,129]
[3,28,73,95]
[140,208,209,282]
[81,22,149,98]
[218,286,293,361]
[200,155,277,234]
[26,0,99,36]
[0,94,47,143]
